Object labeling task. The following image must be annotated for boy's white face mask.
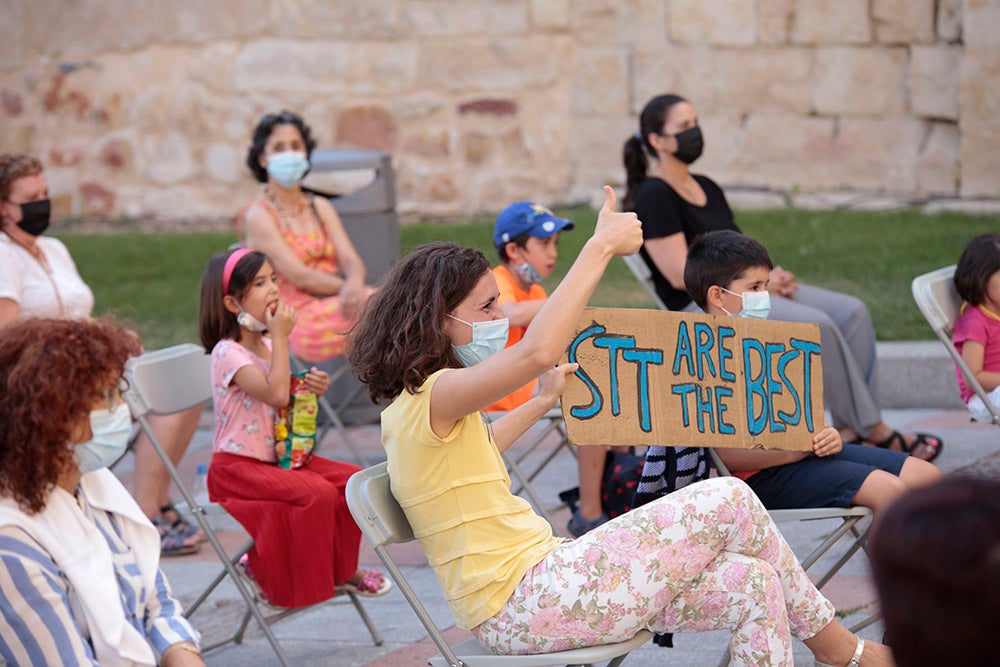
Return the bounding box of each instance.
[721,287,771,320]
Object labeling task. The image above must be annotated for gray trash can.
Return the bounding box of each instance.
[306,148,400,425]
[308,148,400,283]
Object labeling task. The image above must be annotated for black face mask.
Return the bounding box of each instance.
[14,199,50,236]
[671,126,704,164]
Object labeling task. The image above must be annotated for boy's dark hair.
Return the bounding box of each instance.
[685,230,773,309]
[199,248,268,352]
[497,232,531,263]
[349,242,490,403]
[245,110,318,183]
[954,232,1000,306]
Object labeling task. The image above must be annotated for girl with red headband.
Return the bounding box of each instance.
[198,248,390,608]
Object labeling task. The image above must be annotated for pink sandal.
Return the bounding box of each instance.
[337,569,393,597]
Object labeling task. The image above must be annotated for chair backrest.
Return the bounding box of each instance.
[346,462,414,549]
[124,343,212,418]
[911,264,961,335]
[621,253,669,311]
[912,265,1000,425]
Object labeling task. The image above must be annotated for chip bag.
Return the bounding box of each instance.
[274,371,318,469]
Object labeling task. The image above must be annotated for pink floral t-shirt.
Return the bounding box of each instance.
[210,339,278,462]
[952,304,1000,403]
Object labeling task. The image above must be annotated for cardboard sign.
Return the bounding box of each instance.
[561,308,824,451]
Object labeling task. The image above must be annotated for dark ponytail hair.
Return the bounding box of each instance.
[622,94,687,211]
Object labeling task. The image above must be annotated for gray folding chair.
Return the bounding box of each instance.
[346,462,653,667]
[912,265,1000,426]
[621,253,669,310]
[123,344,382,667]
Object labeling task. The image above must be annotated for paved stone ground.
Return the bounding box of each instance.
[111,402,999,667]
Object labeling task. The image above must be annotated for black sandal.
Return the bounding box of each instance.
[870,430,944,462]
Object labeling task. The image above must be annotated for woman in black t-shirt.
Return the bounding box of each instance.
[619,93,943,462]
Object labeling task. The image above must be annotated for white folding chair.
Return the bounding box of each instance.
[621,253,669,310]
[912,265,1000,426]
[346,463,653,667]
[123,344,383,667]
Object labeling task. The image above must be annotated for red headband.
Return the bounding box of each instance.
[222,248,253,295]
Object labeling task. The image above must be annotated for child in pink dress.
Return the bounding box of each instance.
[952,233,1000,422]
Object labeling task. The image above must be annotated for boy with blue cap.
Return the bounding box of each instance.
[486,201,574,412]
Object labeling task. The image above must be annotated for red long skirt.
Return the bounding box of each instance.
[207,451,363,608]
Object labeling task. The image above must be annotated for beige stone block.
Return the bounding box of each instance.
[872,0,935,43]
[187,43,241,91]
[0,3,28,71]
[572,0,666,47]
[401,0,528,36]
[910,45,961,120]
[937,0,962,41]
[335,106,398,153]
[963,0,1000,47]
[715,48,814,113]
[958,49,1000,197]
[268,0,402,39]
[632,47,721,114]
[573,48,629,116]
[153,0,269,43]
[668,0,756,45]
[392,94,449,122]
[916,122,959,196]
[205,143,243,183]
[420,36,573,91]
[402,129,451,159]
[531,0,570,30]
[730,114,836,190]
[813,47,907,115]
[758,0,795,44]
[695,114,745,181]
[790,0,870,44]
[22,0,157,58]
[143,132,195,184]
[831,117,924,191]
[233,40,418,94]
[568,116,642,201]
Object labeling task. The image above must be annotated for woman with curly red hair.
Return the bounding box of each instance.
[0,318,205,667]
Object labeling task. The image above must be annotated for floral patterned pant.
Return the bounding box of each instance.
[475,477,835,666]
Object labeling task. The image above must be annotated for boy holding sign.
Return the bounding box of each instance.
[684,231,939,513]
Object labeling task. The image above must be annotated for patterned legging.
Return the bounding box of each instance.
[475,477,834,666]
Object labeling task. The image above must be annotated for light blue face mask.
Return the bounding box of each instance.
[721,287,771,319]
[447,315,510,367]
[266,151,310,188]
[75,403,133,474]
[514,262,543,286]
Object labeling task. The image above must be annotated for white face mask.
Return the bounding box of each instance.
[236,307,268,332]
[721,287,771,320]
[75,403,133,474]
[447,315,509,367]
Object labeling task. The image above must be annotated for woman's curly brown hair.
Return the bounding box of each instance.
[349,242,489,403]
[0,318,141,513]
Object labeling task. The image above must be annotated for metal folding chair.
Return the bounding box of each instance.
[123,344,383,667]
[912,265,1000,426]
[346,462,652,666]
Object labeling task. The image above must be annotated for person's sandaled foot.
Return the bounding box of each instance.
[865,430,944,462]
[160,502,206,543]
[337,568,392,597]
[236,554,287,610]
[152,517,200,557]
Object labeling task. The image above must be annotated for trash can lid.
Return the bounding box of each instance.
[310,148,389,171]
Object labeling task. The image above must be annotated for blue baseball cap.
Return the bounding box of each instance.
[493,202,575,248]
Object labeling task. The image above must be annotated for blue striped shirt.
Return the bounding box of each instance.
[0,490,199,665]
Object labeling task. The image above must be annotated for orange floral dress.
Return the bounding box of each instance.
[239,199,369,363]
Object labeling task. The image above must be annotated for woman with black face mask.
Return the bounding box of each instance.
[0,154,93,324]
[0,153,205,560]
[619,94,943,465]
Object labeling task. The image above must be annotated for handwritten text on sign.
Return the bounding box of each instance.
[560,308,824,451]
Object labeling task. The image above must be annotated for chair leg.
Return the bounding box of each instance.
[344,590,385,646]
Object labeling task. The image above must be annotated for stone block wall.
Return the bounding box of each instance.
[0,0,996,223]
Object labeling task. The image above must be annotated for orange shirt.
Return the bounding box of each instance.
[486,264,547,412]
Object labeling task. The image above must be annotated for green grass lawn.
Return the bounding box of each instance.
[57,208,997,349]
